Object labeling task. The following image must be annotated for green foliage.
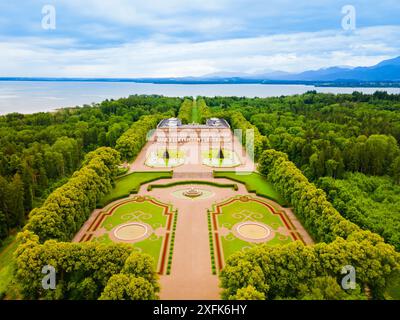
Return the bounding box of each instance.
[219,147,400,300]
[177,98,193,124]
[258,149,359,242]
[205,95,400,298]
[196,97,212,123]
[204,94,400,178]
[222,110,269,159]
[385,270,400,299]
[0,95,182,241]
[0,173,26,235]
[24,147,120,242]
[318,173,400,250]
[99,171,173,207]
[116,114,165,161]
[220,239,399,300]
[99,274,157,300]
[14,230,133,300]
[167,214,177,275]
[207,212,216,275]
[147,180,238,191]
[213,171,285,205]
[229,285,265,300]
[296,276,367,300]
[0,234,18,297]
[99,252,159,300]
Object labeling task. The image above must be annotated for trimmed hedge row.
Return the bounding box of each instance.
[166,212,178,275]
[177,98,193,124]
[258,149,360,243]
[197,98,212,123]
[115,114,165,161]
[207,211,217,275]
[147,180,239,191]
[24,147,120,243]
[212,171,285,205]
[98,171,173,207]
[222,111,270,160]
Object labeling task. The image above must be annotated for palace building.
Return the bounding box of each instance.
[155,117,232,144]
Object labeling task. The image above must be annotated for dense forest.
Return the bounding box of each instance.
[204,91,400,251]
[0,95,182,243]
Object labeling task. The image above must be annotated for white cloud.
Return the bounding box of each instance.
[62,0,236,33]
[0,25,399,77]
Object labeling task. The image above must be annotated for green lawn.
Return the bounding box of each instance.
[102,201,167,231]
[93,198,172,268]
[202,149,241,168]
[214,197,293,261]
[99,171,172,207]
[202,149,234,159]
[0,235,18,297]
[156,149,185,159]
[213,171,285,205]
[191,100,199,123]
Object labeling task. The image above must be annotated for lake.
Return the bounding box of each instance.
[1,81,399,115]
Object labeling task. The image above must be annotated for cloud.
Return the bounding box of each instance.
[0,25,399,77]
[62,0,236,35]
[0,1,399,77]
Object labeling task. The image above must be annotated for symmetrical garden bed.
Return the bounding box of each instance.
[145,149,185,168]
[77,195,177,275]
[209,195,304,270]
[202,148,241,168]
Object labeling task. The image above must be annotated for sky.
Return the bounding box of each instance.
[0,0,399,77]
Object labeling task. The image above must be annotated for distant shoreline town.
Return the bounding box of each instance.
[0,77,399,88]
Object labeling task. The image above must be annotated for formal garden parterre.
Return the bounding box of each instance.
[76,195,177,275]
[209,195,303,271]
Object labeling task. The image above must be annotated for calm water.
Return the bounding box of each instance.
[1,81,399,115]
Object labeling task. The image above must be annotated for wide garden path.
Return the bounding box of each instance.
[140,179,248,300]
[140,178,314,299]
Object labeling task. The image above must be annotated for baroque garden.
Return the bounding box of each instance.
[0,94,399,300]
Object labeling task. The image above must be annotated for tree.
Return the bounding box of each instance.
[8,173,25,227]
[122,252,159,289]
[99,275,157,300]
[391,156,400,184]
[0,210,7,240]
[24,147,120,242]
[297,276,367,300]
[229,285,265,300]
[177,98,193,124]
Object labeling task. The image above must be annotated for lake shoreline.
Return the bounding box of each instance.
[1,81,399,115]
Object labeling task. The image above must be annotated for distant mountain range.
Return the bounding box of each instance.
[194,56,400,82]
[1,56,400,87]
